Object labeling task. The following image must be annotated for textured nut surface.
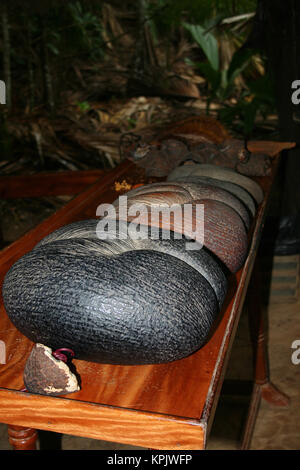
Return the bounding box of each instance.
[24,343,80,396]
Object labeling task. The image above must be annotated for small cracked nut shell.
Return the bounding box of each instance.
[24,343,80,396]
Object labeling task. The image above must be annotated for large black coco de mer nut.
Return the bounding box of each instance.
[2,220,227,365]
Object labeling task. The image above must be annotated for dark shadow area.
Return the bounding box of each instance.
[209,389,252,446]
[38,430,62,450]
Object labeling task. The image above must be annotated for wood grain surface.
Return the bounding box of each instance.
[0,151,281,449]
[0,390,205,450]
[247,140,295,157]
[0,169,105,198]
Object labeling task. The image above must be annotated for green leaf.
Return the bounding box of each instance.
[184,22,219,71]
[248,75,275,104]
[76,101,90,112]
[196,62,221,91]
[47,43,59,55]
[227,48,255,85]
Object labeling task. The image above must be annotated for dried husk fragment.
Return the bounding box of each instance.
[24,343,80,396]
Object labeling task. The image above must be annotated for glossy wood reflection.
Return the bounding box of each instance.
[0,145,285,449]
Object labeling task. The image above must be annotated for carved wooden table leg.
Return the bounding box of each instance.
[240,260,290,450]
[7,425,38,450]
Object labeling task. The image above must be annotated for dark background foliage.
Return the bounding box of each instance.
[0,0,280,173]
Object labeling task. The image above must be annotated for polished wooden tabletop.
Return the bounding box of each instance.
[0,144,287,449]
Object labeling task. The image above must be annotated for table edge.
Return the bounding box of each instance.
[0,388,205,450]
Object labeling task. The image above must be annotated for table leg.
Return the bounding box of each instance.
[7,425,38,450]
[240,260,290,450]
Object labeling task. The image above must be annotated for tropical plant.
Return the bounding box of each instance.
[183,18,254,99]
[68,1,104,59]
[218,73,275,136]
[183,13,275,136]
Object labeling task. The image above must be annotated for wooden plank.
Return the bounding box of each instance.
[0,389,205,450]
[200,157,279,440]
[0,159,137,281]
[0,169,106,198]
[0,141,291,200]
[0,149,281,449]
[247,141,295,157]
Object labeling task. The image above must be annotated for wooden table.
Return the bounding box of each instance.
[0,145,292,450]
